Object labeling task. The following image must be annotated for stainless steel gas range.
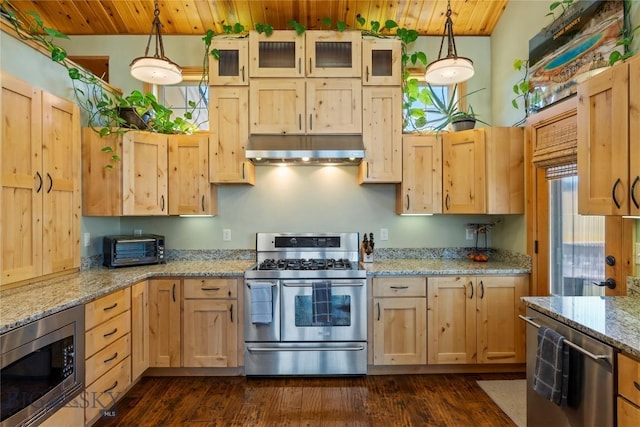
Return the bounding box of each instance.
[244,232,367,376]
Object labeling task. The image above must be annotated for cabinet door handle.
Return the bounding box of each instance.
[242,162,245,180]
[201,287,220,291]
[631,176,640,209]
[390,286,409,290]
[230,303,234,322]
[103,381,118,393]
[103,328,118,338]
[309,114,313,130]
[161,195,165,211]
[103,302,118,311]
[468,281,474,299]
[201,195,205,212]
[36,171,43,193]
[377,302,381,321]
[309,58,312,73]
[612,178,622,209]
[103,352,118,364]
[406,194,410,211]
[47,173,53,193]
[298,114,302,131]
[172,283,176,302]
[241,65,245,82]
[479,281,485,299]
[298,58,301,74]
[445,194,450,211]
[366,66,370,82]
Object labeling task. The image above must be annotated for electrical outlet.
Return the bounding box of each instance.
[636,243,640,264]
[466,227,475,240]
[83,232,90,247]
[380,228,389,241]
[223,229,232,241]
[133,229,142,236]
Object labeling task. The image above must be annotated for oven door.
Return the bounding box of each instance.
[281,279,366,342]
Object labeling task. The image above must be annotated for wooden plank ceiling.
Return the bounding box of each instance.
[2,1,508,37]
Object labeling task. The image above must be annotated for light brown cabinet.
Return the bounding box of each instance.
[84,288,132,425]
[617,353,640,426]
[249,30,305,78]
[359,86,402,183]
[149,278,181,367]
[168,134,217,215]
[209,38,249,85]
[427,275,526,365]
[362,37,402,86]
[250,78,362,134]
[305,30,362,77]
[209,87,255,184]
[442,127,524,214]
[1,73,80,286]
[83,131,217,215]
[396,134,442,214]
[577,55,640,216]
[372,277,427,365]
[131,280,150,380]
[182,278,239,367]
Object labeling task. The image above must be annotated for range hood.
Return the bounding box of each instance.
[246,134,365,165]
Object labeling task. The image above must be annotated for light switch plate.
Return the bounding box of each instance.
[380,228,389,241]
[223,229,232,241]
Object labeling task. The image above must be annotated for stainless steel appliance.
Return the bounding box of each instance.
[103,234,165,268]
[521,308,615,427]
[1,305,85,427]
[244,232,367,376]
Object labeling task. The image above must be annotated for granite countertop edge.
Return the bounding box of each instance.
[1,258,529,334]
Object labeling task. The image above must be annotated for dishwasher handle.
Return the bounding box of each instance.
[519,315,612,363]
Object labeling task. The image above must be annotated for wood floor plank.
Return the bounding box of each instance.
[94,373,522,426]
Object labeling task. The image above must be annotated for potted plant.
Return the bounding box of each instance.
[423,84,489,132]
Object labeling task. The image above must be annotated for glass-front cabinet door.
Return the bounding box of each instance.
[362,37,402,86]
[305,31,361,78]
[249,30,304,78]
[209,38,249,85]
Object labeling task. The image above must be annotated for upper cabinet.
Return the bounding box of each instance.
[442,127,524,214]
[83,130,217,216]
[305,31,362,77]
[362,37,402,86]
[1,73,81,286]
[577,55,640,216]
[397,134,442,214]
[209,38,249,85]
[249,30,305,78]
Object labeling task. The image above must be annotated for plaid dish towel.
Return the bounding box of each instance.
[533,326,568,406]
[312,281,332,324]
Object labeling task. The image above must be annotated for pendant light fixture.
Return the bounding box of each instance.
[424,0,475,85]
[130,0,182,85]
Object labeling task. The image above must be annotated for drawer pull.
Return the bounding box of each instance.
[103,302,118,311]
[390,286,409,290]
[201,287,221,291]
[103,352,118,364]
[103,328,118,338]
[634,381,640,392]
[103,381,118,393]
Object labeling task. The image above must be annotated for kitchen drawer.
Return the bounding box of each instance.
[618,396,640,427]
[85,287,131,330]
[619,353,640,406]
[85,333,131,385]
[84,357,131,424]
[85,310,131,358]
[183,278,238,299]
[373,277,426,297]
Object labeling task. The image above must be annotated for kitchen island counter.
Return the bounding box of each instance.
[523,277,640,358]
[0,260,253,334]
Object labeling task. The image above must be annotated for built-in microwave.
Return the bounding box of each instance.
[103,234,165,268]
[0,305,84,427]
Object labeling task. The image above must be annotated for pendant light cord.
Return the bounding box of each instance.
[436,0,459,60]
[143,0,167,60]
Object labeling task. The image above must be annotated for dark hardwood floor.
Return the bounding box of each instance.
[93,372,524,426]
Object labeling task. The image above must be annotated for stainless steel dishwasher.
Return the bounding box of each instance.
[521,307,616,427]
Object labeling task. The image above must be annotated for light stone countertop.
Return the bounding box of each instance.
[523,277,640,359]
[363,258,530,276]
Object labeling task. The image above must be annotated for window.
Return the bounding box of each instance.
[403,82,452,133]
[547,172,605,296]
[161,83,209,130]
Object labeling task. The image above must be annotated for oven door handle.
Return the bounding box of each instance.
[282,282,364,287]
[246,346,366,352]
[247,282,278,288]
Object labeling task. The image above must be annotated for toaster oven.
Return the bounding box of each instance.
[103,234,165,268]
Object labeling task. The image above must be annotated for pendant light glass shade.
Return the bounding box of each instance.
[424,0,475,85]
[130,0,182,85]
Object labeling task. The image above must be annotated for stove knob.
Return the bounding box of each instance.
[290,237,297,246]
